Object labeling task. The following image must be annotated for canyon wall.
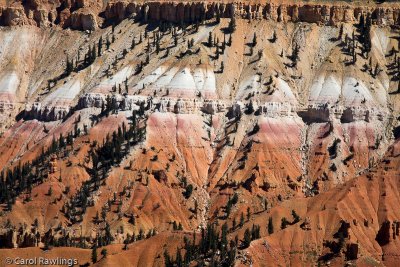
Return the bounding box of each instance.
[0,1,400,31]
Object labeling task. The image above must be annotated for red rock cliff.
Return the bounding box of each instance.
[0,1,399,30]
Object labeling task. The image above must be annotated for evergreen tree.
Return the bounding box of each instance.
[92,44,97,62]
[59,133,65,148]
[208,32,213,47]
[240,212,245,227]
[338,24,344,41]
[228,16,236,33]
[147,39,151,52]
[156,39,160,54]
[135,62,143,74]
[359,13,365,31]
[251,224,260,240]
[220,223,228,253]
[270,30,277,43]
[106,36,111,50]
[125,77,128,93]
[216,10,221,24]
[176,249,183,266]
[268,217,274,234]
[292,210,300,224]
[101,248,108,258]
[398,58,400,93]
[47,186,53,196]
[362,13,372,57]
[104,222,114,245]
[66,55,73,75]
[281,217,289,229]
[91,246,98,263]
[252,32,257,47]
[194,199,198,214]
[242,228,251,248]
[98,36,103,56]
[231,193,238,205]
[131,37,136,50]
[183,184,193,198]
[337,232,345,253]
[291,44,299,67]
[164,250,173,267]
[258,49,263,60]
[352,31,357,63]
[374,63,380,77]
[221,41,226,55]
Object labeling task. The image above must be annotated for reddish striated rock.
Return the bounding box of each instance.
[2,6,34,26]
[49,155,58,174]
[68,9,97,30]
[0,1,400,30]
[104,1,130,23]
[300,217,311,231]
[33,9,50,27]
[58,8,71,27]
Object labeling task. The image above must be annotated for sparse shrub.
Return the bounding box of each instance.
[184,184,193,198]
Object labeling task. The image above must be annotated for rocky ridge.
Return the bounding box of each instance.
[0,1,400,31]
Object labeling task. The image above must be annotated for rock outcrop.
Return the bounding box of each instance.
[24,103,71,122]
[1,1,400,30]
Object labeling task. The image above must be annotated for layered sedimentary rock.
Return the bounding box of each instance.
[0,1,400,31]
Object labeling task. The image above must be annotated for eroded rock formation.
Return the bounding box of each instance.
[0,1,400,30]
